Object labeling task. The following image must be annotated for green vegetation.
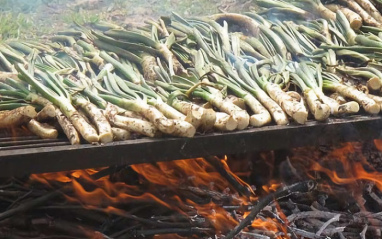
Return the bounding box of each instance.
[0,0,255,41]
[0,12,34,40]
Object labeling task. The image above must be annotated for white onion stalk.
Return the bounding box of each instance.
[109,114,159,138]
[200,88,249,130]
[27,119,58,139]
[290,72,330,121]
[323,81,380,114]
[73,96,113,144]
[111,127,131,141]
[214,112,238,131]
[231,55,288,125]
[100,94,175,135]
[170,99,205,129]
[0,78,81,142]
[55,108,80,145]
[0,106,36,128]
[264,82,308,124]
[224,95,246,110]
[209,71,271,128]
[35,104,56,121]
[302,63,360,116]
[192,31,272,127]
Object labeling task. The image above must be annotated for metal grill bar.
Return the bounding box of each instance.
[0,138,66,147]
[0,115,381,177]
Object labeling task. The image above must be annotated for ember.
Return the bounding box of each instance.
[1,141,382,238]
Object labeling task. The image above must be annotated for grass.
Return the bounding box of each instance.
[61,9,103,25]
[0,0,255,40]
[0,12,34,40]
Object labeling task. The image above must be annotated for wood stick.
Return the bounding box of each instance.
[316,214,341,236]
[0,190,61,221]
[225,181,316,239]
[0,169,108,221]
[205,156,252,197]
[134,227,213,237]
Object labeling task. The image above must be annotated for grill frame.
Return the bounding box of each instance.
[1,115,381,177]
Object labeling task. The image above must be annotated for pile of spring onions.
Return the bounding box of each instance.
[1,0,382,144]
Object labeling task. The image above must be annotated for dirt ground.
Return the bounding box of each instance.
[0,0,255,40]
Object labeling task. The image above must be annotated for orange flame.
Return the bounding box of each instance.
[29,156,285,237]
[374,139,382,152]
[262,180,281,193]
[307,143,382,190]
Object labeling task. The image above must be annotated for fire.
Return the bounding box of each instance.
[374,139,382,152]
[30,168,107,184]
[29,157,259,237]
[262,180,281,193]
[187,200,239,232]
[69,179,175,209]
[304,142,382,190]
[132,158,233,191]
[18,141,382,238]
[312,162,382,190]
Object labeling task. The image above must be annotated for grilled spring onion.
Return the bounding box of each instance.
[35,104,56,121]
[16,64,99,143]
[104,29,186,75]
[306,63,359,115]
[206,13,260,37]
[71,95,113,144]
[177,79,244,131]
[111,127,131,141]
[156,87,205,130]
[292,75,330,121]
[100,66,196,137]
[214,46,287,124]
[339,0,381,27]
[259,25,288,59]
[27,119,58,139]
[289,62,330,121]
[0,78,80,144]
[251,63,308,124]
[169,18,278,128]
[99,51,141,84]
[92,32,201,131]
[336,66,382,91]
[325,4,362,30]
[55,108,80,145]
[155,80,231,131]
[254,0,314,19]
[336,10,357,45]
[196,53,266,128]
[353,0,382,23]
[190,29,262,128]
[153,64,216,131]
[171,100,216,131]
[109,114,159,138]
[322,72,380,114]
[0,105,37,128]
[99,94,176,135]
[214,112,238,131]
[64,77,161,138]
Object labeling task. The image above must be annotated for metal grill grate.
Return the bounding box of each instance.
[1,115,381,177]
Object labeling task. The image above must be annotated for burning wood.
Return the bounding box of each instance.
[0,141,382,238]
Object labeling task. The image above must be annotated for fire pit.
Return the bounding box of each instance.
[1,141,382,238]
